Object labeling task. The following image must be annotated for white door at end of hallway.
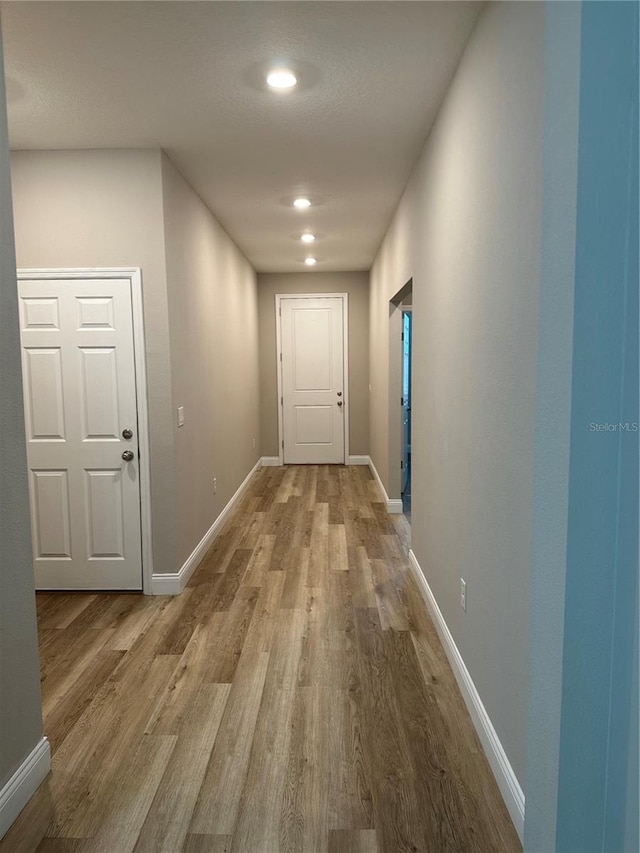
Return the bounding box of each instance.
[280,296,345,465]
[18,277,143,590]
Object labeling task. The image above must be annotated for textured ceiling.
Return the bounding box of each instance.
[1,1,482,272]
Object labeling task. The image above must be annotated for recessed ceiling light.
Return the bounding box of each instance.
[266,68,297,90]
[304,257,317,266]
[293,197,311,210]
[301,233,316,243]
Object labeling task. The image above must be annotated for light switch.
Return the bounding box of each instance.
[177,406,185,428]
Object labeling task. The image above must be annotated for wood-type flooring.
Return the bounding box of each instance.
[0,464,521,853]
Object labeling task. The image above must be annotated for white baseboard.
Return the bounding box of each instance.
[407,550,525,841]
[348,455,370,466]
[260,456,281,467]
[151,458,262,595]
[368,457,403,513]
[0,737,51,840]
[150,572,184,596]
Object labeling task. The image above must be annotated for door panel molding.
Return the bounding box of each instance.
[275,293,349,466]
[17,267,153,593]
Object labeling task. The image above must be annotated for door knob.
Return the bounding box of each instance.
[122,428,133,440]
[337,391,342,397]
[122,450,135,462]
[337,401,343,407]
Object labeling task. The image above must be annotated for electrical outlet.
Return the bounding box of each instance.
[212,477,217,495]
[252,437,256,449]
[177,406,185,428]
[460,578,467,612]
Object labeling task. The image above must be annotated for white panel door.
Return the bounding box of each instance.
[19,278,142,590]
[281,297,345,464]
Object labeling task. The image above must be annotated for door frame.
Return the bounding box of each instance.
[275,293,349,466]
[17,267,153,593]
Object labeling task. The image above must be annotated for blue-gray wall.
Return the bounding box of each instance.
[525,4,581,849]
[556,3,638,849]
[527,2,639,850]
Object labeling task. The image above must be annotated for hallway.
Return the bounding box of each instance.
[1,466,520,853]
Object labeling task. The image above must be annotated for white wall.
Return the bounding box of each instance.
[10,149,179,575]
[0,26,45,804]
[161,154,260,568]
[369,193,415,498]
[369,0,544,793]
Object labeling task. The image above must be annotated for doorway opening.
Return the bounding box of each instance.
[401,308,412,521]
[388,279,413,520]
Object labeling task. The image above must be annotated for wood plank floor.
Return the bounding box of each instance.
[1,465,521,853]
